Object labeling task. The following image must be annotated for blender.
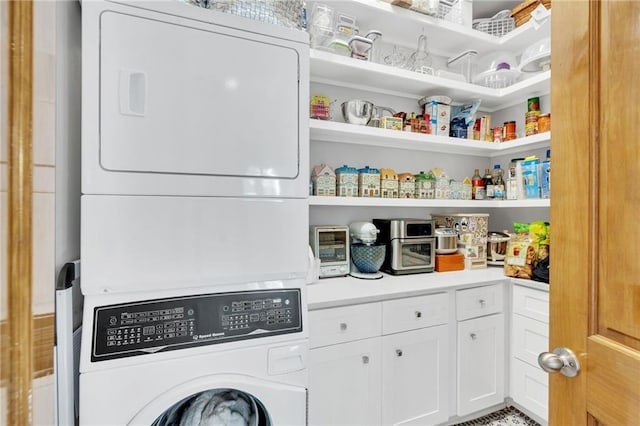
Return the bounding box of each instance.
[349,221,385,280]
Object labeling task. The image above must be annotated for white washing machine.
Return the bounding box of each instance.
[80,281,308,425]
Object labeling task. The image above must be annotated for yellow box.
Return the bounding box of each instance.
[380,116,404,131]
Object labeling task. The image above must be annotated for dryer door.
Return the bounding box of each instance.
[82,1,309,197]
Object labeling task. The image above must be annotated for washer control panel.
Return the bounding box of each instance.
[91,289,302,362]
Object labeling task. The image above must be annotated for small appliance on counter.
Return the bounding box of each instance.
[349,221,385,280]
[310,225,350,278]
[373,218,435,275]
[487,231,511,266]
[434,226,464,272]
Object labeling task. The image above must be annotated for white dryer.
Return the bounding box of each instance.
[80,282,308,425]
[80,0,310,297]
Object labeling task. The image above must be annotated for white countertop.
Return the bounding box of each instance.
[307,268,548,310]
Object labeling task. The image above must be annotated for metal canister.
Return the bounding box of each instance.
[503,121,517,141]
[538,113,551,133]
[527,97,540,112]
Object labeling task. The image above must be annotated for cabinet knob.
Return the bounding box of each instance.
[362,355,370,364]
[415,311,422,318]
[470,333,477,340]
[478,299,486,306]
[340,322,347,331]
[396,349,403,357]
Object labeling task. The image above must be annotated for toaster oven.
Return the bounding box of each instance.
[373,219,435,274]
[309,225,350,278]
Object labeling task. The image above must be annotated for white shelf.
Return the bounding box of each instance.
[310,119,551,158]
[311,0,551,58]
[309,196,550,208]
[311,49,551,111]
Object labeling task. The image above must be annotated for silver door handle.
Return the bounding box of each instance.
[538,347,581,377]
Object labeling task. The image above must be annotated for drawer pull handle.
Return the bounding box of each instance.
[415,311,422,318]
[470,333,477,340]
[478,299,486,306]
[362,356,370,364]
[396,349,403,357]
[340,323,347,331]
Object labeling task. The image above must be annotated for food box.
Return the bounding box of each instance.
[426,101,451,136]
[380,116,404,131]
[521,158,540,199]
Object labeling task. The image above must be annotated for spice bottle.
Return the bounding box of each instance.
[472,168,485,200]
[484,168,495,199]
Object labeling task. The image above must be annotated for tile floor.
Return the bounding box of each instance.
[454,406,541,426]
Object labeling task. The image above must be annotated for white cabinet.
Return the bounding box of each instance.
[380,294,449,425]
[456,284,505,416]
[309,337,382,426]
[308,303,382,426]
[510,283,549,422]
[308,292,450,426]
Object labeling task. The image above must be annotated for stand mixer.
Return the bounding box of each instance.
[349,221,386,280]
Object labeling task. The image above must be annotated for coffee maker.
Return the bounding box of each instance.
[349,222,385,280]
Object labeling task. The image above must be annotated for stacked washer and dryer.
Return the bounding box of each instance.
[79,1,309,424]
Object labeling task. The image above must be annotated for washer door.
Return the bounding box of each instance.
[127,375,306,426]
[151,388,267,426]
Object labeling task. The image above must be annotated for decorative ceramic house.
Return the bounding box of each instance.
[311,164,336,196]
[358,166,381,198]
[335,165,359,197]
[414,171,430,199]
[380,168,399,198]
[398,173,416,198]
[462,177,473,200]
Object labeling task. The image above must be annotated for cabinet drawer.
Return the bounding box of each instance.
[382,293,449,335]
[456,283,503,321]
[512,285,549,323]
[309,303,381,348]
[512,313,549,367]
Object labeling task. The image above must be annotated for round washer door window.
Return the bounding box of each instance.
[151,388,270,426]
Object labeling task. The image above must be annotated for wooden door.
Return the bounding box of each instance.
[551,1,640,424]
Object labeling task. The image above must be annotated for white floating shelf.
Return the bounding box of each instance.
[309,196,550,208]
[310,50,551,111]
[310,119,550,157]
[310,0,551,58]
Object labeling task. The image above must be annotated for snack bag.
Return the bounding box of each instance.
[504,222,537,279]
[529,220,550,262]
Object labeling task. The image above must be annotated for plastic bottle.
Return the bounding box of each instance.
[493,165,505,200]
[541,149,551,198]
[472,168,485,200]
[484,168,495,199]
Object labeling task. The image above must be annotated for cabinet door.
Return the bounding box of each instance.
[381,325,449,426]
[457,314,505,417]
[308,338,382,426]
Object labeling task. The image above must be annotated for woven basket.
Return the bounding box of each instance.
[511,0,551,27]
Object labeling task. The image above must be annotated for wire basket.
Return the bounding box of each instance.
[437,0,464,25]
[184,0,305,30]
[472,10,515,37]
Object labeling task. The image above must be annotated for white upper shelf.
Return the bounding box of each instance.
[310,120,551,158]
[310,50,551,111]
[309,196,550,208]
[313,0,551,58]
